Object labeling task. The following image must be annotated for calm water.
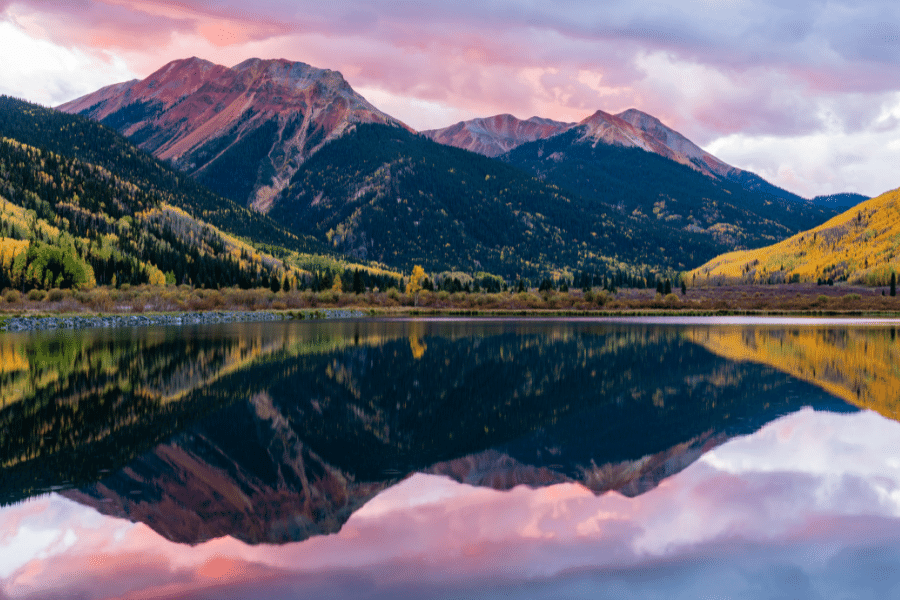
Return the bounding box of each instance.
[1,318,900,599]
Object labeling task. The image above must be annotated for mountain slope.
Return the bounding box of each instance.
[427,108,819,207]
[267,123,725,276]
[58,57,411,211]
[0,96,321,289]
[689,187,900,285]
[502,127,839,252]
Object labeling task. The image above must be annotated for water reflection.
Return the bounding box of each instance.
[1,319,882,551]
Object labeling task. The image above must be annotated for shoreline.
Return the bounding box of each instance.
[4,306,900,332]
[0,309,367,332]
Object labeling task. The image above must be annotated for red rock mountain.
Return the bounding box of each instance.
[58,57,411,211]
[425,107,814,203]
[425,108,740,180]
[577,109,738,179]
[421,114,572,157]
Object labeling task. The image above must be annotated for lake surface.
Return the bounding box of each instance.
[1,318,900,599]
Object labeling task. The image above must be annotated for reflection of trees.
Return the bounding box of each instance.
[686,326,900,421]
[0,323,351,504]
[1,320,864,545]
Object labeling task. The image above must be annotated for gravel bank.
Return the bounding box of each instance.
[0,309,367,332]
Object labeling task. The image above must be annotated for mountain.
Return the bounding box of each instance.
[426,108,811,204]
[502,126,838,252]
[58,57,411,211]
[57,57,842,276]
[422,108,840,257]
[0,96,325,290]
[421,114,572,157]
[265,123,724,276]
[689,187,900,285]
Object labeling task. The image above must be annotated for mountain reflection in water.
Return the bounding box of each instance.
[1,319,880,550]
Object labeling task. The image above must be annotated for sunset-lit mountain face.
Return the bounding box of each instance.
[422,114,573,157]
[426,107,817,206]
[59,57,411,212]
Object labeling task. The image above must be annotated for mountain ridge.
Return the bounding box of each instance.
[59,57,412,211]
[55,56,861,277]
[426,108,835,207]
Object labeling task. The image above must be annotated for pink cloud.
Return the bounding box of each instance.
[3,0,900,195]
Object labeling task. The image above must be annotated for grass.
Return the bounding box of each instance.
[2,282,900,318]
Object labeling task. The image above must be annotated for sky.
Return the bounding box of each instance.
[0,0,899,198]
[3,408,900,599]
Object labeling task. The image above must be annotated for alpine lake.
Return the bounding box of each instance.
[1,317,900,599]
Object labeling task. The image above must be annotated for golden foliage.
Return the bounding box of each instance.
[0,340,28,374]
[687,326,900,421]
[689,188,900,285]
[405,265,427,295]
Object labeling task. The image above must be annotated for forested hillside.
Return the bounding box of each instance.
[0,136,298,289]
[269,124,723,279]
[502,128,840,251]
[690,187,900,286]
[0,97,385,291]
[0,96,324,254]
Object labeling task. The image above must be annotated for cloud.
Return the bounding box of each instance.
[3,0,900,195]
[0,20,135,106]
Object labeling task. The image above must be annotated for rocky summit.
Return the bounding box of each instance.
[58,57,411,211]
[422,114,572,157]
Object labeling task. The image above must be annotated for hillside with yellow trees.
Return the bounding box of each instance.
[689,187,900,286]
[0,96,401,292]
[686,326,900,421]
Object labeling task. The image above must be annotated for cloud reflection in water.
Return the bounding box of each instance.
[2,408,900,599]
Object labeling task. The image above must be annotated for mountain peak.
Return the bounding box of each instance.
[581,109,620,124]
[616,108,662,125]
[58,56,411,211]
[422,113,573,157]
[573,108,739,180]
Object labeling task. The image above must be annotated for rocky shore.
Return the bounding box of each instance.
[0,309,367,332]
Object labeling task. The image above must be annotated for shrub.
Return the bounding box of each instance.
[46,288,67,302]
[317,291,337,304]
[27,289,46,302]
[4,290,20,303]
